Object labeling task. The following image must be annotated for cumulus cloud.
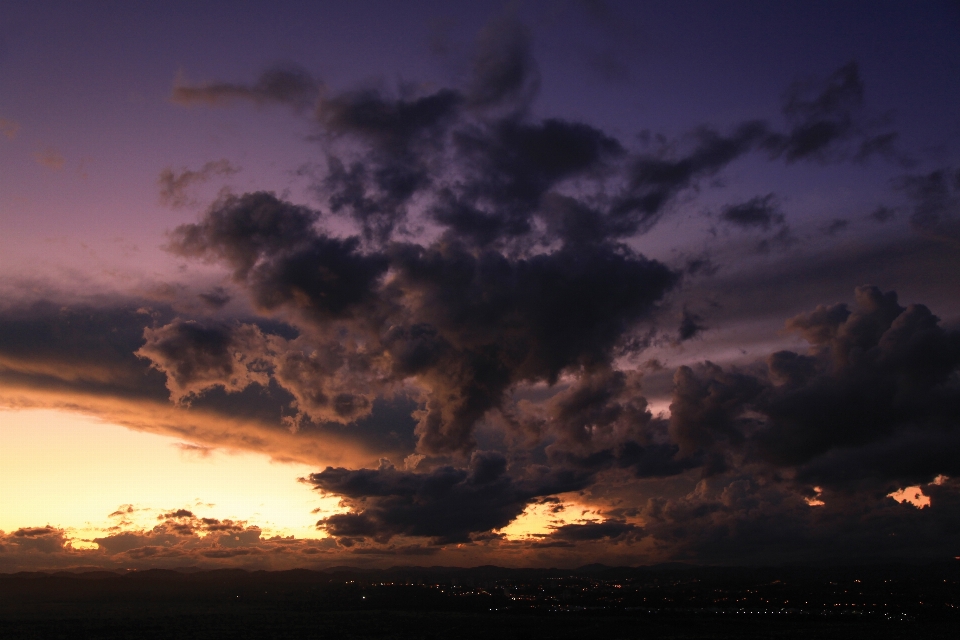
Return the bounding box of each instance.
[636,474,960,565]
[2,526,68,554]
[170,41,888,251]
[0,299,396,468]
[548,519,642,543]
[299,285,960,557]
[761,287,960,478]
[5,17,955,567]
[668,362,762,460]
[0,509,343,572]
[311,453,591,544]
[155,186,678,453]
[137,320,273,405]
[3,286,958,564]
[662,286,960,490]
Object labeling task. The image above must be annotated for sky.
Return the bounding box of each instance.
[1,0,959,571]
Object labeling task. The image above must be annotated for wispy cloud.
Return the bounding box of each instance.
[158,159,240,208]
[33,147,64,170]
[0,117,19,140]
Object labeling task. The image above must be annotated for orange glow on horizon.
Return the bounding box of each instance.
[0,408,343,545]
[805,486,825,507]
[888,486,931,509]
[497,496,610,540]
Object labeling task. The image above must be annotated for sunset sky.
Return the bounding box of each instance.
[1,1,959,571]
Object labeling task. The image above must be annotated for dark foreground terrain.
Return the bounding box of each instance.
[1,563,957,639]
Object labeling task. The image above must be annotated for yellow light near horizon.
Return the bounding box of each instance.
[0,408,341,542]
[497,496,607,540]
[887,485,931,509]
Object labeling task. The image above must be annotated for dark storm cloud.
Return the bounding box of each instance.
[307,13,544,244]
[160,192,678,451]
[364,241,674,453]
[603,63,890,237]
[0,297,323,440]
[167,192,320,279]
[311,452,592,544]
[322,156,421,243]
[0,301,170,398]
[683,232,960,339]
[166,18,543,246]
[137,319,271,404]
[309,300,960,556]
[319,89,463,242]
[136,314,383,427]
[142,47,939,560]
[542,368,653,452]
[611,121,770,234]
[609,62,893,232]
[319,89,462,149]
[387,241,676,382]
[794,430,960,488]
[668,362,763,459]
[434,118,623,246]
[317,95,772,252]
[183,59,899,329]
[636,475,960,565]
[113,25,957,562]
[319,105,622,247]
[172,65,320,110]
[168,191,390,321]
[757,286,960,475]
[663,286,960,488]
[172,40,888,252]
[548,519,642,542]
[510,368,694,480]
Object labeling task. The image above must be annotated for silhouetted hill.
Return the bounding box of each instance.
[1,563,958,639]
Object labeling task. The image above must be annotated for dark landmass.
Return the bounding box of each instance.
[1,563,958,638]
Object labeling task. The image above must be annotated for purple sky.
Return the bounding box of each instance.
[1,1,959,570]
